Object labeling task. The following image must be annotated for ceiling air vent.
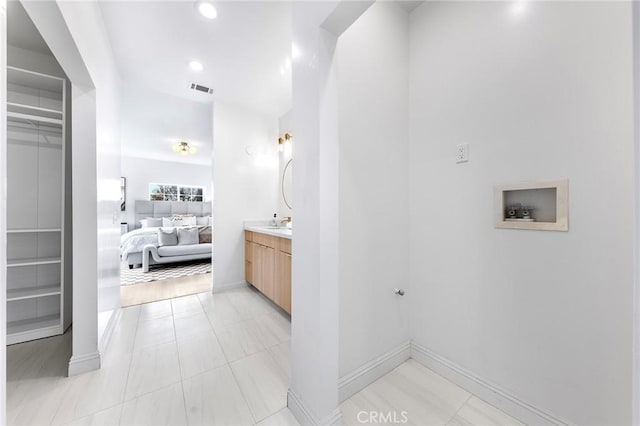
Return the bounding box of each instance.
[189,82,214,94]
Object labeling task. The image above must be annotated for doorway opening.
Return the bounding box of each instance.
[118,86,213,307]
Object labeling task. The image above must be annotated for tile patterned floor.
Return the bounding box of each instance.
[340,360,524,425]
[7,286,291,426]
[7,284,523,426]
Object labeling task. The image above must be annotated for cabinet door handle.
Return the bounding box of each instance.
[394,288,405,296]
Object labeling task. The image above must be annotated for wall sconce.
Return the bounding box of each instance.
[278,132,293,153]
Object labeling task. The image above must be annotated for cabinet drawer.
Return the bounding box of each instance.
[279,238,291,254]
[253,232,277,248]
[245,230,253,242]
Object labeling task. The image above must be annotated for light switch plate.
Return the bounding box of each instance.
[456,143,469,163]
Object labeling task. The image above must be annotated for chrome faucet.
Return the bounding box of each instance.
[280,216,292,227]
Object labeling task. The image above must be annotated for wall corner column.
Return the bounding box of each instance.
[288,3,341,425]
[288,2,372,424]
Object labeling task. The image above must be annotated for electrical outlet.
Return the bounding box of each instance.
[456,143,469,163]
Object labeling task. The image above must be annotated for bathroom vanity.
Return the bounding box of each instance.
[244,227,291,314]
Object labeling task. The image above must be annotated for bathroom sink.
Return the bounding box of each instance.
[264,226,292,232]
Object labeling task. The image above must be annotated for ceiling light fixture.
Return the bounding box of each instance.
[189,60,204,72]
[173,141,197,155]
[196,1,217,19]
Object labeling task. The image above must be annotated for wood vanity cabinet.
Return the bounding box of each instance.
[275,246,292,313]
[245,230,291,314]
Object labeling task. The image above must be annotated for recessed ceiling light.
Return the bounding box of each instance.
[189,60,204,72]
[510,0,528,17]
[196,1,217,19]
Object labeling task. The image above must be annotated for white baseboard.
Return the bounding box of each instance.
[338,341,411,402]
[98,308,121,356]
[410,342,570,426]
[68,351,101,376]
[212,280,248,293]
[291,340,566,425]
[287,390,342,426]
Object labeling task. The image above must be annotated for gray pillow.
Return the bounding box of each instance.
[178,227,199,246]
[157,228,178,246]
[199,225,212,243]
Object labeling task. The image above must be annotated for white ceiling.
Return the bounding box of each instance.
[121,84,213,165]
[99,1,292,118]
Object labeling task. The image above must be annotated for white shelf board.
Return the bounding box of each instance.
[7,285,61,301]
[8,111,63,127]
[8,66,64,93]
[7,228,62,234]
[6,119,63,137]
[7,257,62,267]
[7,315,61,342]
[7,102,63,120]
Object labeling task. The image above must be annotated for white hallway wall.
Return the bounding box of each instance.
[56,0,122,363]
[212,101,279,290]
[121,157,212,227]
[336,1,411,388]
[408,2,634,425]
[23,0,122,372]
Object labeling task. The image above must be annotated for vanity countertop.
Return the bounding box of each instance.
[245,225,292,240]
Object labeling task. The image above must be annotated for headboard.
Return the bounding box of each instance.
[134,200,212,229]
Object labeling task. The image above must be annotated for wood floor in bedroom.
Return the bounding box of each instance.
[120,272,212,307]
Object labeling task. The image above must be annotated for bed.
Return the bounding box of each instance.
[121,200,212,271]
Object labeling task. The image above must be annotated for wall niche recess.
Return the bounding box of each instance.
[494,179,569,232]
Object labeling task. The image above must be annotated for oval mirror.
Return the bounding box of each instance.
[282,158,293,210]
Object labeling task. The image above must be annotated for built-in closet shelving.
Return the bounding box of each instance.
[6,66,68,345]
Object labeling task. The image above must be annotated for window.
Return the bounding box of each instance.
[179,186,204,202]
[149,183,204,202]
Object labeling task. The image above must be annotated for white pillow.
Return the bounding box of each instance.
[196,216,211,226]
[179,216,197,227]
[163,215,197,227]
[141,217,162,228]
